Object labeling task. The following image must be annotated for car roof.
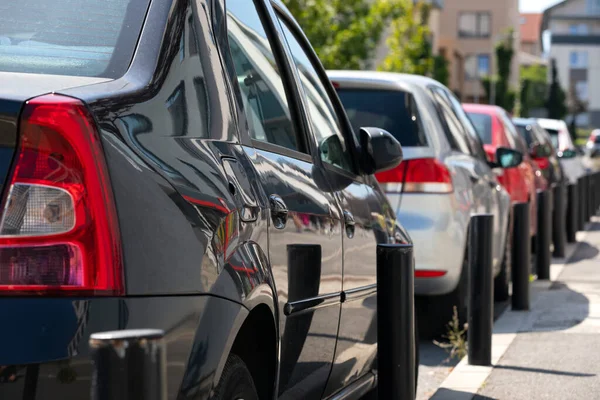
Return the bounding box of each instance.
[537,118,565,130]
[326,70,443,92]
[512,117,537,126]
[463,103,504,116]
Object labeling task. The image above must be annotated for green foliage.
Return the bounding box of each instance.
[433,54,450,86]
[482,31,516,112]
[519,64,548,118]
[545,58,568,119]
[433,306,468,362]
[282,0,405,70]
[378,0,434,75]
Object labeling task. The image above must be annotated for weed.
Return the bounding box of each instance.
[433,306,468,363]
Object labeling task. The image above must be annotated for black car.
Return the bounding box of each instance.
[0,0,414,399]
[512,118,565,186]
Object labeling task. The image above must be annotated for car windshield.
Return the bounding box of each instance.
[335,88,428,147]
[543,128,560,148]
[0,0,149,78]
[466,112,493,144]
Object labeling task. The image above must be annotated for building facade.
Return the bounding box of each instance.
[520,13,544,56]
[543,0,600,127]
[437,0,520,103]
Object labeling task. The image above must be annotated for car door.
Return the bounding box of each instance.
[273,10,382,396]
[222,1,343,398]
[430,87,506,269]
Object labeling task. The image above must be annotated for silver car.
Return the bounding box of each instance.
[328,71,514,335]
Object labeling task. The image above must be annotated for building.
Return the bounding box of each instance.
[542,0,600,127]
[437,0,520,103]
[520,13,544,56]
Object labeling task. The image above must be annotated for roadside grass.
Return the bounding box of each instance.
[433,306,467,363]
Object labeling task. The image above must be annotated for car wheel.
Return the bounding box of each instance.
[417,256,468,339]
[494,230,511,302]
[211,354,258,400]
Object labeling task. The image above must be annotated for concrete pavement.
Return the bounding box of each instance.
[428,217,600,399]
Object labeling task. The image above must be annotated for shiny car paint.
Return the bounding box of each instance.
[464,103,544,237]
[327,71,511,296]
[0,0,410,399]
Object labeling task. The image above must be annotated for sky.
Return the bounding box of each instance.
[519,0,563,13]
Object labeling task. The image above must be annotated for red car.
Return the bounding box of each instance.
[464,104,548,237]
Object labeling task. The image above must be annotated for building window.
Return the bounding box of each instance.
[576,81,589,101]
[587,0,600,14]
[465,54,490,80]
[477,55,490,77]
[458,12,491,38]
[569,24,589,35]
[570,51,589,68]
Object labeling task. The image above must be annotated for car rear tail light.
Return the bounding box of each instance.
[376,158,453,193]
[415,270,447,278]
[533,157,550,171]
[0,94,123,295]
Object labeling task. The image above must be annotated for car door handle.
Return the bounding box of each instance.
[343,210,355,238]
[269,194,288,229]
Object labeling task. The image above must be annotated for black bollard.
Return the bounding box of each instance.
[90,329,167,400]
[567,183,579,243]
[552,184,566,258]
[512,203,531,311]
[377,244,415,400]
[578,178,585,231]
[583,175,590,223]
[536,190,552,280]
[590,174,596,217]
[468,214,494,366]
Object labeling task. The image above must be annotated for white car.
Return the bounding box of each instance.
[536,118,588,182]
[328,70,516,336]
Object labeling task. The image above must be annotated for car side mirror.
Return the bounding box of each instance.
[359,127,403,175]
[558,149,578,159]
[494,147,523,169]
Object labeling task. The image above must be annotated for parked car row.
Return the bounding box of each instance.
[0,0,590,399]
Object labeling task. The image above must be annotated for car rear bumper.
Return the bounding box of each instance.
[388,192,468,296]
[0,295,244,400]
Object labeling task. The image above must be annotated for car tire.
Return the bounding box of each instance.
[211,354,258,400]
[417,256,468,339]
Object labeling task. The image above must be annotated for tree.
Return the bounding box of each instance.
[282,0,406,70]
[378,0,434,75]
[545,58,568,120]
[482,30,516,112]
[433,54,450,86]
[519,64,548,117]
[567,81,588,142]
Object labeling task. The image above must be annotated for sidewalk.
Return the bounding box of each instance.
[431,217,600,400]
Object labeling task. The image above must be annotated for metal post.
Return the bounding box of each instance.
[552,184,566,258]
[377,244,415,400]
[468,214,494,366]
[90,329,167,400]
[578,178,585,230]
[512,203,531,311]
[536,190,552,280]
[583,175,590,223]
[590,174,596,217]
[567,183,579,243]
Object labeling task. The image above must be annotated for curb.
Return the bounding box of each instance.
[429,223,592,400]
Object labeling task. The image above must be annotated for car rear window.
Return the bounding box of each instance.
[543,128,560,148]
[336,88,428,147]
[0,0,150,78]
[515,124,534,146]
[466,112,492,144]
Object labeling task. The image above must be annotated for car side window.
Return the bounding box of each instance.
[276,16,355,173]
[443,89,489,162]
[431,88,471,154]
[498,111,519,149]
[225,0,300,153]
